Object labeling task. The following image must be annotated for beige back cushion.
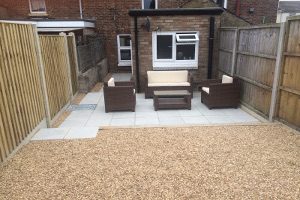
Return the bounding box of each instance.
[222,75,233,84]
[147,70,188,84]
[107,77,115,87]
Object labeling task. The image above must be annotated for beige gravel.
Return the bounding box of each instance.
[0,124,299,199]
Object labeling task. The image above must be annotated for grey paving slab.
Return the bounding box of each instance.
[204,115,236,124]
[182,116,210,124]
[135,117,160,126]
[31,128,69,141]
[112,112,135,119]
[59,118,88,128]
[64,127,99,139]
[57,91,261,128]
[110,118,135,126]
[80,92,103,105]
[159,117,185,125]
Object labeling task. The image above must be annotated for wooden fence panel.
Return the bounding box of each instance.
[67,35,78,95]
[218,29,236,75]
[39,36,72,119]
[0,22,45,162]
[238,27,280,56]
[277,18,300,129]
[235,26,280,117]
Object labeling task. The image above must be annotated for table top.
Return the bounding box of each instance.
[153,90,190,97]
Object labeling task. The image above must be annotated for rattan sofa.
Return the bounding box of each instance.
[200,75,240,109]
[145,70,193,98]
[103,74,136,112]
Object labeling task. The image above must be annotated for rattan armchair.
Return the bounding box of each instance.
[103,74,136,112]
[200,76,240,109]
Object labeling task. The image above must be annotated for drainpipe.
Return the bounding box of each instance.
[207,17,215,79]
[79,0,83,19]
[134,16,140,92]
[236,0,241,16]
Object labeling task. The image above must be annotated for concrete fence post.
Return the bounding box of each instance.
[59,32,74,100]
[269,22,287,122]
[231,28,239,76]
[32,25,51,127]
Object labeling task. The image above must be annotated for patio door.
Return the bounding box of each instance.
[117,34,132,67]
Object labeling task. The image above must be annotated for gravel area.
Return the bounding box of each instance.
[0,124,299,199]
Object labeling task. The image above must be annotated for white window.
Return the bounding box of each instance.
[152,31,199,69]
[142,0,158,9]
[213,0,227,9]
[117,35,132,66]
[29,0,46,13]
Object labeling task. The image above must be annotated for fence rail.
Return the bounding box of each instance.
[0,22,79,162]
[218,17,300,130]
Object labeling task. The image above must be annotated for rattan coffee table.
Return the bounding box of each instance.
[153,90,191,111]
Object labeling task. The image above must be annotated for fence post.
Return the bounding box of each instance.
[59,32,73,100]
[269,22,286,122]
[231,28,239,76]
[68,32,80,78]
[32,25,51,127]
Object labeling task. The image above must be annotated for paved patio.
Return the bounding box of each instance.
[58,90,259,128]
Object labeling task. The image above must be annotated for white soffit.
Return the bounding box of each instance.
[36,20,95,28]
[37,27,83,32]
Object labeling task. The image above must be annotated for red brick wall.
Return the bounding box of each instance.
[159,0,192,8]
[0,0,200,73]
[0,0,81,19]
[81,0,194,72]
[130,15,221,91]
[224,0,278,24]
[237,0,278,24]
[0,0,222,74]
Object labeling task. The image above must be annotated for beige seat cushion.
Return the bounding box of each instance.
[222,75,233,84]
[147,70,188,84]
[148,82,190,87]
[107,77,115,87]
[202,87,210,94]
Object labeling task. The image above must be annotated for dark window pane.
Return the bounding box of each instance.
[157,35,173,59]
[179,35,196,40]
[120,50,131,60]
[30,0,46,12]
[119,36,131,47]
[144,0,156,9]
[176,45,196,60]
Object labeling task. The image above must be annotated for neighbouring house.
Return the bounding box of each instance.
[0,0,277,92]
[277,0,300,22]
[223,0,278,24]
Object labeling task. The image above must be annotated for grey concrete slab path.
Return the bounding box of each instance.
[58,90,260,128]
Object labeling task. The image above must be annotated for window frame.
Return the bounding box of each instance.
[176,33,199,43]
[117,34,132,67]
[29,0,47,14]
[141,0,158,9]
[152,31,199,69]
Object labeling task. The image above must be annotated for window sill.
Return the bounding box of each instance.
[153,61,198,70]
[118,62,132,67]
[28,12,48,17]
[153,66,198,70]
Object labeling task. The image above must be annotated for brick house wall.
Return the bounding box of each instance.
[0,0,81,19]
[81,0,195,73]
[130,14,221,92]
[224,0,278,24]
